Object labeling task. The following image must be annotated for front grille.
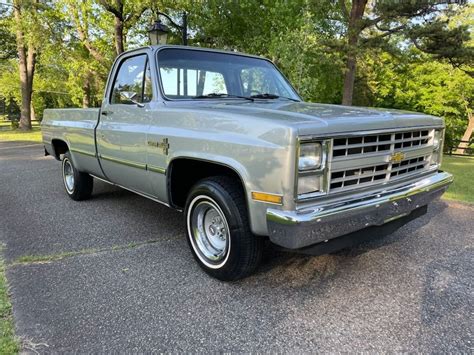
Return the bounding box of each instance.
[328,129,434,193]
[330,155,430,191]
[332,129,430,159]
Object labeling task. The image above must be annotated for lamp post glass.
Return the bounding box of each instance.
[148,21,169,45]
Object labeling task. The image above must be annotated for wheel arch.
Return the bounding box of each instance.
[167,156,249,210]
[51,139,69,160]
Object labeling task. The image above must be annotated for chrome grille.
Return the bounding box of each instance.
[330,155,430,192]
[332,129,430,159]
[328,129,434,193]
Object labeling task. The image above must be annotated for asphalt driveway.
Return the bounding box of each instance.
[0,140,473,352]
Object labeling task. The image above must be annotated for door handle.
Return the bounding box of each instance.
[101,110,113,116]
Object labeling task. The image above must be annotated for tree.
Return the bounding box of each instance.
[407,4,474,152]
[12,0,39,130]
[189,0,344,103]
[362,50,473,151]
[98,0,149,55]
[333,0,468,106]
[64,0,115,106]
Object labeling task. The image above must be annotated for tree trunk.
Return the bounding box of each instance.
[25,43,36,127]
[14,0,36,131]
[114,16,124,55]
[17,48,31,130]
[342,54,357,106]
[455,111,474,155]
[341,0,368,106]
[30,102,35,121]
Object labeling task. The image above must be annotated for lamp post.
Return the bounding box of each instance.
[148,20,169,45]
[148,11,187,46]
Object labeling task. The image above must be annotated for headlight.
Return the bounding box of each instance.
[298,142,322,171]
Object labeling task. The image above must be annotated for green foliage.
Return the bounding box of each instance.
[0,249,20,354]
[0,0,472,141]
[357,49,473,145]
[189,1,345,102]
[0,7,16,60]
[409,20,474,73]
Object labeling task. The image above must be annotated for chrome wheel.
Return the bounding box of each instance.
[187,195,231,268]
[62,158,75,194]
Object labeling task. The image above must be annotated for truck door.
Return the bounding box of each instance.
[96,52,154,195]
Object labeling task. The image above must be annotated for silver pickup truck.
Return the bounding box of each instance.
[42,45,453,280]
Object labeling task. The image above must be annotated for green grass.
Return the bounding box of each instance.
[441,155,474,204]
[0,249,20,354]
[0,127,42,143]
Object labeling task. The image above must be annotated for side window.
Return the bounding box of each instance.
[111,55,152,104]
[160,67,227,98]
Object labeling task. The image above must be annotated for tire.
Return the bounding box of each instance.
[185,176,263,281]
[61,151,93,201]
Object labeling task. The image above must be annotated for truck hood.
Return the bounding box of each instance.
[175,100,444,135]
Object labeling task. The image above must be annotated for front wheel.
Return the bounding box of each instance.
[185,176,263,281]
[62,151,93,201]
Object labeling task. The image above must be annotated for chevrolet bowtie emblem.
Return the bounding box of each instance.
[390,152,405,163]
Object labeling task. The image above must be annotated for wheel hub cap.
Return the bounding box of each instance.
[190,200,229,264]
[63,159,74,193]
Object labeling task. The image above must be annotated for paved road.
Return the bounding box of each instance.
[1,140,473,353]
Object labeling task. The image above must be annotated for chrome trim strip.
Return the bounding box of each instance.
[300,125,444,140]
[99,154,147,170]
[268,171,453,249]
[147,165,166,174]
[98,154,166,174]
[70,147,97,158]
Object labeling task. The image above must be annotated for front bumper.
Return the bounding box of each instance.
[267,171,453,249]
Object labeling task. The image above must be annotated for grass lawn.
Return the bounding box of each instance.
[0,251,19,354]
[441,155,474,204]
[0,127,42,143]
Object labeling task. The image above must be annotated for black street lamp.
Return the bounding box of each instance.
[148,11,187,46]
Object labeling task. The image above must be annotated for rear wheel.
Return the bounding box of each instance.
[185,176,263,281]
[62,151,93,201]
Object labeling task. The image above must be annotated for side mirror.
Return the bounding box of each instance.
[119,91,144,107]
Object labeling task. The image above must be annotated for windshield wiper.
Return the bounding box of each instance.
[193,93,254,101]
[250,93,300,102]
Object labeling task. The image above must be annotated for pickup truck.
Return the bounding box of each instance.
[41,45,453,281]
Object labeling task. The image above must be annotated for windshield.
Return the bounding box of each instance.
[157,48,300,101]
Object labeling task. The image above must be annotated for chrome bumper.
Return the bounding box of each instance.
[267,171,453,249]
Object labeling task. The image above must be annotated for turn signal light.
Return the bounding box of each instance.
[251,192,283,205]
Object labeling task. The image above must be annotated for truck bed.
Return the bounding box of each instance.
[41,108,103,177]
